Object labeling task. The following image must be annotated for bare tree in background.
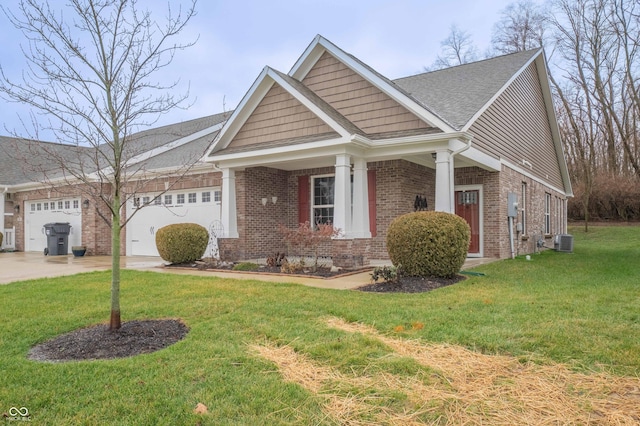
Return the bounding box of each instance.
[0,0,197,330]
[491,0,546,54]
[547,0,640,226]
[549,0,640,177]
[430,24,479,70]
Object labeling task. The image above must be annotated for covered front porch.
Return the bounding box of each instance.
[209,134,498,266]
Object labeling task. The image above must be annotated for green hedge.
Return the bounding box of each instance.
[386,211,470,278]
[155,223,209,264]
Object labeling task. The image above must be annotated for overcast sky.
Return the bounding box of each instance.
[0,0,516,140]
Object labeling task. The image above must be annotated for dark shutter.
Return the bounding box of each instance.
[298,175,310,225]
[367,170,377,237]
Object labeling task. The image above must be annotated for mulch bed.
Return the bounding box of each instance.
[28,319,189,362]
[356,275,465,293]
[166,262,363,278]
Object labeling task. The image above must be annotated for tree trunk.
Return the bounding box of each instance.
[110,194,121,330]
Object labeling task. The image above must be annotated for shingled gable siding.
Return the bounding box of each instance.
[468,63,564,190]
[302,51,432,135]
[228,83,337,148]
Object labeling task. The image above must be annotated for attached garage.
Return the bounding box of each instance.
[24,198,82,253]
[126,187,222,256]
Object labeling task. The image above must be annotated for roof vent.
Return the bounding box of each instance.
[554,234,573,253]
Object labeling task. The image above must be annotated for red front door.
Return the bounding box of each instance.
[455,190,480,254]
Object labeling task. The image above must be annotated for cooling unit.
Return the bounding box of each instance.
[554,234,574,253]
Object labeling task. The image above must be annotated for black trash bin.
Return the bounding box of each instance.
[43,222,71,255]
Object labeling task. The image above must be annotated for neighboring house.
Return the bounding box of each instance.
[1,35,572,264]
[0,112,229,255]
[205,35,572,266]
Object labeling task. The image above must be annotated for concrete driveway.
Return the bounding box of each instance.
[0,252,162,285]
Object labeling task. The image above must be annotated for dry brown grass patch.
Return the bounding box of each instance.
[250,320,640,424]
[326,317,640,425]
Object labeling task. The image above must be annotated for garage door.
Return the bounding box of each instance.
[24,198,82,253]
[126,188,222,257]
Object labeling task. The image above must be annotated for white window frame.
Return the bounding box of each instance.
[544,193,551,235]
[311,174,335,225]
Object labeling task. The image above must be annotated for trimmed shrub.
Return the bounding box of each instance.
[0,231,3,248]
[155,223,209,264]
[386,211,470,278]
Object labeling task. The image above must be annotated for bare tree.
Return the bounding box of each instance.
[430,24,479,70]
[549,0,640,178]
[491,0,547,54]
[0,0,198,330]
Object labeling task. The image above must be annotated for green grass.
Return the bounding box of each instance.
[1,225,639,424]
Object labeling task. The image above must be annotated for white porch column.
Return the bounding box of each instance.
[0,192,5,245]
[434,150,453,213]
[333,154,352,237]
[221,168,239,238]
[351,157,370,238]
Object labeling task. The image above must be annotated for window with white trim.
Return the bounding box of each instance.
[556,196,564,234]
[214,191,221,202]
[544,193,551,234]
[176,194,185,204]
[164,194,172,205]
[312,176,334,225]
[73,200,79,209]
[202,191,211,203]
[188,193,196,203]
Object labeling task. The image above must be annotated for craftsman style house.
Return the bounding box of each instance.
[1,35,572,265]
[204,35,572,266]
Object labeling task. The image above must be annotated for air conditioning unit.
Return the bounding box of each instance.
[554,234,573,253]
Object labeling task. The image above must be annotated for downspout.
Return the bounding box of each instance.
[449,136,473,211]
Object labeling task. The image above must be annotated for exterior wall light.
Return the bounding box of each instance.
[83,199,90,209]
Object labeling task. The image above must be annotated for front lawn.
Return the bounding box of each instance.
[1,226,639,424]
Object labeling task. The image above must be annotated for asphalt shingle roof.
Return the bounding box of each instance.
[393,49,540,130]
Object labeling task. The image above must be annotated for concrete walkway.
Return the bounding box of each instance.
[0,252,496,289]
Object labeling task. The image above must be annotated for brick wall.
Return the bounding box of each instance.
[218,162,569,265]
[456,165,568,259]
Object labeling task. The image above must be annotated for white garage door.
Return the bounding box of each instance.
[24,198,82,254]
[126,188,222,257]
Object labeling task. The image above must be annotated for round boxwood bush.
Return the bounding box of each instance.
[155,223,209,264]
[386,211,470,278]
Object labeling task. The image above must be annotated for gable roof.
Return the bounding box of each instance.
[0,112,229,188]
[394,49,540,131]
